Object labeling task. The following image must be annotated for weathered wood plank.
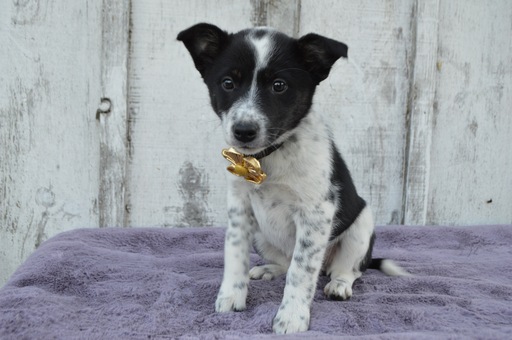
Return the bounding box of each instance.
[298,0,415,225]
[402,0,440,225]
[126,0,257,227]
[250,0,301,37]
[0,0,103,284]
[425,0,512,224]
[97,0,131,227]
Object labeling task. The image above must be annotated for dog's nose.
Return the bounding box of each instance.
[233,122,259,143]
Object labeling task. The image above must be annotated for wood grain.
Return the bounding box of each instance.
[97,0,131,227]
[425,0,512,224]
[0,1,103,283]
[402,0,440,225]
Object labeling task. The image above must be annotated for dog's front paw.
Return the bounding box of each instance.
[324,278,353,300]
[272,304,310,334]
[215,286,247,312]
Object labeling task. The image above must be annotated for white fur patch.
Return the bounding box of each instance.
[247,31,274,104]
[380,259,412,277]
[249,29,275,69]
[324,206,375,300]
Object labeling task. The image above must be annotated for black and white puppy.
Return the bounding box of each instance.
[177,23,407,334]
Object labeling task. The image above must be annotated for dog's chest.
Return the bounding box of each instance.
[249,184,298,256]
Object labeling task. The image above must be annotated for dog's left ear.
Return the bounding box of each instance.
[177,23,229,77]
[297,33,348,84]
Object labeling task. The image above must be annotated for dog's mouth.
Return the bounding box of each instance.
[231,144,268,157]
[226,134,274,156]
[230,137,288,159]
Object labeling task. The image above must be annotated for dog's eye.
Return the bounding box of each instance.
[222,77,235,91]
[272,79,287,93]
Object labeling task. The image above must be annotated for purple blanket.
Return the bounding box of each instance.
[1,225,511,339]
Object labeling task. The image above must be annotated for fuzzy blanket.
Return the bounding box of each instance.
[1,225,511,339]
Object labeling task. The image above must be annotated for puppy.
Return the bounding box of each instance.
[177,23,407,334]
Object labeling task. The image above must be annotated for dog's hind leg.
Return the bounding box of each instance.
[323,206,375,300]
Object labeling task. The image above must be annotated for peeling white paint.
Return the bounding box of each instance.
[1,0,104,285]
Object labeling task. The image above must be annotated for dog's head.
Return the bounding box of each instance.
[177,23,347,154]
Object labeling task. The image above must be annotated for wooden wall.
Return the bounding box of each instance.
[1,0,511,285]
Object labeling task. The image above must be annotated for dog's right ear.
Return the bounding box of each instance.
[177,23,229,77]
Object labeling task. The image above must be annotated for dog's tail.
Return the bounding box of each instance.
[369,258,412,277]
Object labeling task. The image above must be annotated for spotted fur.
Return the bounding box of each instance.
[178,23,408,334]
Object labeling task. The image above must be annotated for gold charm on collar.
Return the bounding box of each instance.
[222,147,267,184]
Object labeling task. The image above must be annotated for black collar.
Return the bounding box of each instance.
[246,143,283,160]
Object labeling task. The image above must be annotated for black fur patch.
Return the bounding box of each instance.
[360,232,376,272]
[329,141,367,241]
